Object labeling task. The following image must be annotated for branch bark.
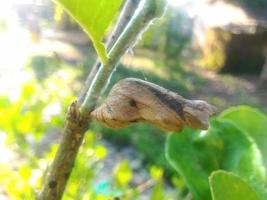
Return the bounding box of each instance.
[38,0,166,199]
[38,101,90,200]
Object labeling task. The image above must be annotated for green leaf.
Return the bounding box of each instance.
[149,181,165,200]
[114,160,133,187]
[165,120,265,200]
[209,170,261,200]
[219,106,267,169]
[94,145,107,159]
[211,120,266,184]
[150,166,163,181]
[53,0,123,64]
[165,128,215,200]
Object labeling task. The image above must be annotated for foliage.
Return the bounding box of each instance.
[0,58,77,198]
[219,106,267,168]
[166,106,267,200]
[209,170,261,200]
[114,160,133,188]
[53,0,123,64]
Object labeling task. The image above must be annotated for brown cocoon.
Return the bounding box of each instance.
[91,78,216,132]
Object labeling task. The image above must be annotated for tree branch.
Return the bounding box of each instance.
[38,0,166,199]
[38,101,90,200]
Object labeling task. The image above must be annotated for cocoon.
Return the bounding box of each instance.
[91,78,216,132]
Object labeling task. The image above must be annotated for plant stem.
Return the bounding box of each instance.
[78,0,139,105]
[38,0,166,199]
[38,101,90,200]
[81,0,167,114]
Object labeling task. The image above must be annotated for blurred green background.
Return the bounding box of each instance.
[0,0,266,199]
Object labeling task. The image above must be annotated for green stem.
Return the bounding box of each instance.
[77,0,139,105]
[81,0,167,115]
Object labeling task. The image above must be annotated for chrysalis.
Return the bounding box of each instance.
[91,78,216,132]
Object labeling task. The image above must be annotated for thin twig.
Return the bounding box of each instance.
[78,0,139,105]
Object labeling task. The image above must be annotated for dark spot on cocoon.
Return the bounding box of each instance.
[129,99,137,107]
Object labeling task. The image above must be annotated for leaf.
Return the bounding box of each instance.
[165,128,214,200]
[53,0,123,64]
[150,166,164,181]
[165,120,265,200]
[211,120,266,184]
[114,160,133,187]
[219,106,267,169]
[209,170,261,200]
[95,145,107,159]
[149,181,165,200]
